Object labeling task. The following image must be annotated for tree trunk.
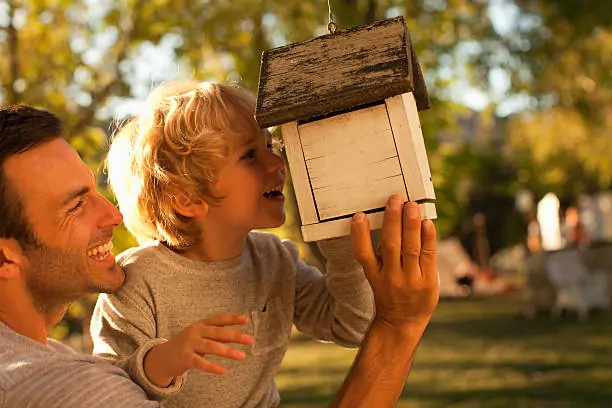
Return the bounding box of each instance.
[66,0,146,140]
[6,0,20,104]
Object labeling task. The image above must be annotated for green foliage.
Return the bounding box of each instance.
[500,0,612,198]
[1,0,609,339]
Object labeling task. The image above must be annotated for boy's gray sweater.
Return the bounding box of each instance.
[91,231,374,408]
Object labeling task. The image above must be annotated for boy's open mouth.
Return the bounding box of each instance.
[263,183,284,198]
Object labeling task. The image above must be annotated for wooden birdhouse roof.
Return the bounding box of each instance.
[255,16,430,128]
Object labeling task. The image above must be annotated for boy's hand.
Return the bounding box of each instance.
[350,194,439,328]
[143,313,254,387]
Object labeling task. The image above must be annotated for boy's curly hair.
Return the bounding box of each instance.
[107,81,262,248]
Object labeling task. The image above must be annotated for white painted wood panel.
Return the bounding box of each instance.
[314,175,407,220]
[300,202,436,241]
[301,211,386,242]
[280,122,319,225]
[385,92,436,201]
[298,105,407,220]
[420,202,437,220]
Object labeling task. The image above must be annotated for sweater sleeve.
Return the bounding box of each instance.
[288,236,374,347]
[90,265,184,401]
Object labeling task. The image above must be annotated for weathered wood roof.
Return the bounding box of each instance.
[255,16,430,128]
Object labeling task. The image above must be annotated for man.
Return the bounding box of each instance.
[0,104,438,408]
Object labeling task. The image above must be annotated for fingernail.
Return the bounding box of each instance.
[391,195,403,210]
[242,334,254,344]
[427,220,435,232]
[354,213,365,223]
[237,350,247,359]
[409,202,419,220]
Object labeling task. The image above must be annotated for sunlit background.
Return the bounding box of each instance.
[1,0,611,406]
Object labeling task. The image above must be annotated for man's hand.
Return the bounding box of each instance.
[351,194,439,328]
[331,195,438,408]
[143,313,254,387]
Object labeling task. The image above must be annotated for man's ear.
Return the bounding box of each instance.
[171,192,209,218]
[0,238,26,280]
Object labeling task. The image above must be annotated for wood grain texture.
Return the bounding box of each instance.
[300,202,436,241]
[256,16,430,128]
[280,122,319,225]
[301,211,385,242]
[385,92,436,202]
[419,202,438,220]
[298,105,407,220]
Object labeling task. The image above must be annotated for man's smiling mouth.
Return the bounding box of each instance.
[87,240,113,261]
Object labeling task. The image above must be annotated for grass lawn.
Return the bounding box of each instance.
[276,296,612,408]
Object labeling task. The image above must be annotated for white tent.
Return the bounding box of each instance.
[436,237,474,298]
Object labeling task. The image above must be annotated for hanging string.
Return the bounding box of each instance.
[327,0,338,34]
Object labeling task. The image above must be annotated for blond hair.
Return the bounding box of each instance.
[107,81,262,248]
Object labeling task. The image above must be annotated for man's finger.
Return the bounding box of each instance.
[199,326,254,346]
[419,220,437,282]
[199,313,249,327]
[351,212,377,280]
[380,194,404,273]
[401,201,422,274]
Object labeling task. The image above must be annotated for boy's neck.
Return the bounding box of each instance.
[178,230,247,262]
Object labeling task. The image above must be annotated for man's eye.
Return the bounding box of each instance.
[241,149,256,160]
[68,200,84,213]
[268,139,284,154]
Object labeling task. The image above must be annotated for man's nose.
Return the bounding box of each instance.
[96,193,123,228]
[266,150,286,176]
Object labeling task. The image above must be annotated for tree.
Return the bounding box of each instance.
[499,0,612,197]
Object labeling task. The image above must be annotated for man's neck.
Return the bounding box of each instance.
[0,283,67,344]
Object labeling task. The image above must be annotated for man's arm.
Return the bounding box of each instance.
[330,319,427,407]
[6,357,160,408]
[331,196,439,407]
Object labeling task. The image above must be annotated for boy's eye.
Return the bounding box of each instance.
[241,149,256,160]
[266,143,274,152]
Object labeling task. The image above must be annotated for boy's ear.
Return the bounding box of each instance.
[171,192,208,218]
[0,238,27,280]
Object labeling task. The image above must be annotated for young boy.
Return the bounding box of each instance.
[90,81,374,407]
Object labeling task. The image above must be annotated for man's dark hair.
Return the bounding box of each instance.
[0,104,63,246]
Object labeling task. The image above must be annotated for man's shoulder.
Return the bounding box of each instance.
[46,337,78,354]
[0,341,154,407]
[0,337,109,391]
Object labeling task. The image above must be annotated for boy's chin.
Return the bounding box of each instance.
[258,215,286,230]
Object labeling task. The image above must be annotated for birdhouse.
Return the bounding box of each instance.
[255,16,436,242]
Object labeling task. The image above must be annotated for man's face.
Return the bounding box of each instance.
[3,139,124,310]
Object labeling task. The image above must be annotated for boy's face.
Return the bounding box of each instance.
[206,129,286,235]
